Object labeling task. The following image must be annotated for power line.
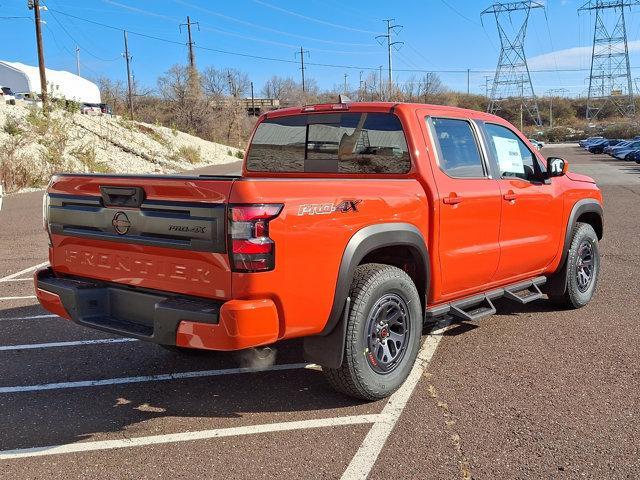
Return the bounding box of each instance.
[252,0,379,35]
[439,0,481,26]
[48,10,120,62]
[45,8,640,76]
[171,0,377,47]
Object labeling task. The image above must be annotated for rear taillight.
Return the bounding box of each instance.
[228,204,283,272]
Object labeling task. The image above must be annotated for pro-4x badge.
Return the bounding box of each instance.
[297,200,362,216]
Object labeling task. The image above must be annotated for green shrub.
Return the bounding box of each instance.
[3,117,24,137]
[234,150,244,159]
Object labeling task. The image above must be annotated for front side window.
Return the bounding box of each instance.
[484,123,538,181]
[429,117,486,178]
[246,112,410,174]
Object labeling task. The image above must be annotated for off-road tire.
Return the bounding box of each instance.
[324,263,423,401]
[550,222,600,309]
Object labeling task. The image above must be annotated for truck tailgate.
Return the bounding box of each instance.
[45,174,236,300]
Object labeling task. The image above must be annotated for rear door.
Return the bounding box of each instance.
[480,122,563,281]
[46,174,235,300]
[422,115,502,298]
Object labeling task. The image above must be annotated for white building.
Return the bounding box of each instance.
[0,60,101,104]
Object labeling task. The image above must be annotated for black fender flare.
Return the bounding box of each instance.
[303,222,429,369]
[544,198,603,296]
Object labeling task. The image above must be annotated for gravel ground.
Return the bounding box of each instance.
[0,147,638,479]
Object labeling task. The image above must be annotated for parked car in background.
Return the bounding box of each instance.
[579,136,603,148]
[528,138,543,150]
[99,103,112,115]
[604,140,629,155]
[612,140,640,160]
[588,139,623,154]
[625,149,640,164]
[81,103,102,115]
[0,86,16,105]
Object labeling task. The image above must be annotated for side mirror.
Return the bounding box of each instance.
[547,157,569,177]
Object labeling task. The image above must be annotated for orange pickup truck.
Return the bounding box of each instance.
[36,101,603,400]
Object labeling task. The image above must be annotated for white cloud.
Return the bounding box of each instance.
[527,40,640,70]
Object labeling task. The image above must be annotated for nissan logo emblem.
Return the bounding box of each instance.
[112,211,131,235]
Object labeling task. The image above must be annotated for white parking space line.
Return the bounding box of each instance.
[0,295,37,301]
[0,278,33,283]
[0,414,382,460]
[0,362,317,394]
[0,338,138,352]
[0,262,48,282]
[0,314,58,322]
[341,320,452,480]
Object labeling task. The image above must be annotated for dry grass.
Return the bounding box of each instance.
[173,145,202,164]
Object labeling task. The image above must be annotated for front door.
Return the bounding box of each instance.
[423,116,502,298]
[480,122,564,281]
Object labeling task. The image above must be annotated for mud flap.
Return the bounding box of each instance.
[303,297,350,369]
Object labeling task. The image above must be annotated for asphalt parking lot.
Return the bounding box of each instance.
[0,148,638,479]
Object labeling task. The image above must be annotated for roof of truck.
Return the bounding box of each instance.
[266,101,501,122]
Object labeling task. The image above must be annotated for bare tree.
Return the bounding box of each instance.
[223,68,250,98]
[157,64,209,135]
[96,77,126,113]
[419,73,447,101]
[201,67,227,99]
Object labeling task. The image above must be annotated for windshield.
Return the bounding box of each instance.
[246,112,410,174]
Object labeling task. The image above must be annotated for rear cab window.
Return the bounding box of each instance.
[246,112,410,174]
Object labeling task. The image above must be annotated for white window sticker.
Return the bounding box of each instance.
[492,136,524,174]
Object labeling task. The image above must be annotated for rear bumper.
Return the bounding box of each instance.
[35,268,279,351]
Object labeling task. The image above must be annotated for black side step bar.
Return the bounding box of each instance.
[426,276,546,322]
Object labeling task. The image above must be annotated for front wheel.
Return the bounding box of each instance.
[550,222,600,309]
[323,264,423,401]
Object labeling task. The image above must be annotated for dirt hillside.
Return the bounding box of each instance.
[0,101,243,193]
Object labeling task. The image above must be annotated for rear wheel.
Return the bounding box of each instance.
[323,264,422,401]
[550,222,600,309]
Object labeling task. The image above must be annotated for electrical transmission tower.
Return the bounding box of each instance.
[481,1,544,127]
[579,1,640,120]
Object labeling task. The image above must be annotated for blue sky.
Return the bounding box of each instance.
[3,0,640,97]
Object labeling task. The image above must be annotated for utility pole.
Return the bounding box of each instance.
[295,47,309,92]
[180,16,199,69]
[359,70,364,100]
[379,65,383,99]
[344,73,349,94]
[250,81,255,116]
[546,88,569,128]
[376,19,404,96]
[484,75,492,97]
[75,46,80,77]
[123,30,134,120]
[467,68,470,95]
[519,76,524,132]
[29,0,48,113]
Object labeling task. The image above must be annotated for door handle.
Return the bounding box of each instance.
[443,194,463,205]
[503,191,517,201]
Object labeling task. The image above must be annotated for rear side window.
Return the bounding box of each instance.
[246,112,410,174]
[429,117,486,178]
